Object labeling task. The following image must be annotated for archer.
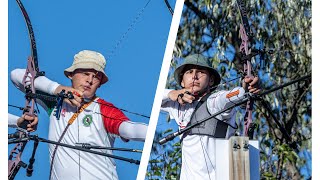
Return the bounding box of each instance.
[160,54,260,179]
[11,50,148,180]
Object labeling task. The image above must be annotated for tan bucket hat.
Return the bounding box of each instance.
[64,50,109,85]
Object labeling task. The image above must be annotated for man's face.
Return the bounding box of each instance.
[68,69,103,99]
[180,65,214,93]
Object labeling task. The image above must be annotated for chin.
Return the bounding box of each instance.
[83,93,94,99]
[192,87,203,92]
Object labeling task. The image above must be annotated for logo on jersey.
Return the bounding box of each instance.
[61,109,66,117]
[82,115,93,127]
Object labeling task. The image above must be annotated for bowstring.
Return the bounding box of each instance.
[107,0,152,60]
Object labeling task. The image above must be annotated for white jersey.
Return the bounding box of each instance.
[48,98,128,180]
[161,87,245,180]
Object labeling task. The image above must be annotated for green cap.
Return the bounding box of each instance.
[173,54,221,87]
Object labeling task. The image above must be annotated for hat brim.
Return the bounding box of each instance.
[64,64,108,85]
[174,64,221,87]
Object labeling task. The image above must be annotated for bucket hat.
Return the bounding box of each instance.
[64,50,108,84]
[174,54,221,87]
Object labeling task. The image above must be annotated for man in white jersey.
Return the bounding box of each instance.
[161,54,260,180]
[11,50,147,180]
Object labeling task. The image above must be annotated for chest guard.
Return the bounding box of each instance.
[185,95,229,138]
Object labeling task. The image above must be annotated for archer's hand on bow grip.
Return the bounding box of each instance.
[54,85,83,108]
[17,113,38,132]
[242,76,261,94]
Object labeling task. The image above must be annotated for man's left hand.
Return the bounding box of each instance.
[242,76,261,94]
[17,114,38,132]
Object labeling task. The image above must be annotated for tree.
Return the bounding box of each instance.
[147,0,311,179]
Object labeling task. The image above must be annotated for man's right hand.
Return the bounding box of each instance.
[168,89,196,105]
[54,85,84,107]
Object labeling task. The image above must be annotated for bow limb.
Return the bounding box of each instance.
[164,0,174,15]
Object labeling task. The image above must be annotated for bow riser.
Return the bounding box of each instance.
[22,56,37,116]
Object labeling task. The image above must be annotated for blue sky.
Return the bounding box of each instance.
[8,0,174,179]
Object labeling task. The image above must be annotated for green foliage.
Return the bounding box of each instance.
[147,130,182,179]
[148,0,311,179]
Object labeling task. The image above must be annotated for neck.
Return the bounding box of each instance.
[83,95,96,103]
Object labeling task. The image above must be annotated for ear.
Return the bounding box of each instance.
[209,76,215,86]
[67,72,74,80]
[180,80,185,88]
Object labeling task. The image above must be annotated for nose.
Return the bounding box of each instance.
[191,71,198,80]
[86,75,94,85]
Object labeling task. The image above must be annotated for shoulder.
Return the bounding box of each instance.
[97,98,128,119]
[97,98,114,107]
[96,98,118,110]
[97,98,129,135]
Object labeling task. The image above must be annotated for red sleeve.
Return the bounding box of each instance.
[98,99,129,135]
